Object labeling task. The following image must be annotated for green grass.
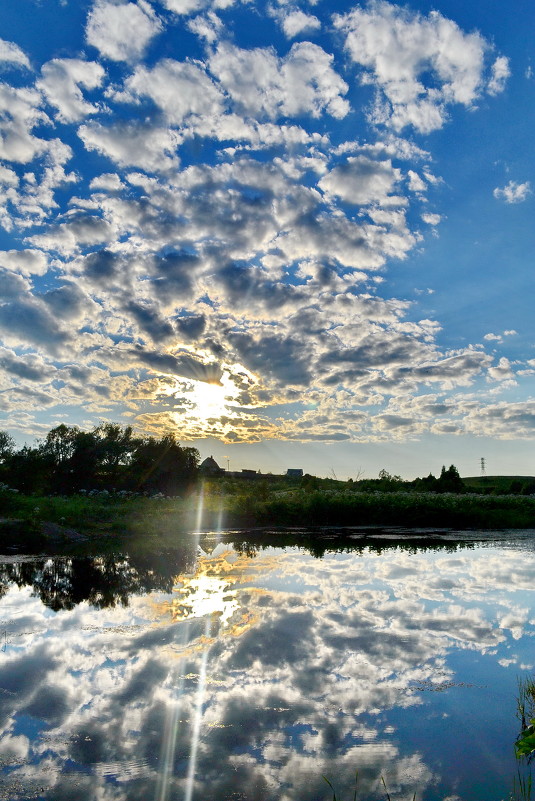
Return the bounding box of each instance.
[463,476,535,492]
[1,483,535,545]
[225,488,535,528]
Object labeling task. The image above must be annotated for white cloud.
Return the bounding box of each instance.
[421,212,441,226]
[79,121,181,172]
[407,170,426,192]
[123,59,224,124]
[38,59,106,122]
[209,41,349,120]
[488,55,510,95]
[0,84,49,163]
[280,10,321,39]
[187,11,223,43]
[89,172,124,191]
[318,156,402,206]
[487,356,514,382]
[85,0,163,62]
[0,249,48,276]
[0,38,30,69]
[493,180,532,204]
[334,1,498,133]
[159,0,207,13]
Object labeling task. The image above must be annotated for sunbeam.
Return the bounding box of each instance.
[184,616,211,801]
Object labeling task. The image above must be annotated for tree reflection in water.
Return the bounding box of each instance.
[0,546,197,611]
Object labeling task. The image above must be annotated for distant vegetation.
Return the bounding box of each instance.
[0,423,534,537]
[0,423,199,496]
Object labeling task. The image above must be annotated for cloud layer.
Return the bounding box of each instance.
[0,538,531,799]
[0,0,530,447]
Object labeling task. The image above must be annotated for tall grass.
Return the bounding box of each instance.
[322,772,416,801]
[1,484,534,540]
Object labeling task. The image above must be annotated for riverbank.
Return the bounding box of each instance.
[0,487,534,546]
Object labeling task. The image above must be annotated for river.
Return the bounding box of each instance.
[0,529,533,800]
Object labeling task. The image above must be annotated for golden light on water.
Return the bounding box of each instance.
[167,550,266,636]
[154,545,280,801]
[172,571,240,628]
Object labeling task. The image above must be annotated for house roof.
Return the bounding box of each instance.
[200,456,221,470]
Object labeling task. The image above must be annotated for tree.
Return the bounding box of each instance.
[0,431,14,462]
[436,464,464,493]
[93,423,138,487]
[0,431,15,483]
[127,434,199,494]
[39,424,90,493]
[5,446,51,494]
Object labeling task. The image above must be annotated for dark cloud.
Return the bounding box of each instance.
[229,610,315,668]
[228,331,312,386]
[149,251,196,300]
[375,414,415,429]
[125,300,175,341]
[0,352,50,381]
[132,346,223,384]
[321,335,424,369]
[42,282,89,321]
[82,248,122,283]
[0,299,69,353]
[175,314,206,340]
[217,262,305,309]
[0,270,30,299]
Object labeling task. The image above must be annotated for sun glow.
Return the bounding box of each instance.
[188,377,237,422]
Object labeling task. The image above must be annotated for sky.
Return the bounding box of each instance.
[0,0,533,480]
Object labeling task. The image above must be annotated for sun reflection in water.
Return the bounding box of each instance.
[184,616,211,801]
[156,489,260,801]
[172,570,239,629]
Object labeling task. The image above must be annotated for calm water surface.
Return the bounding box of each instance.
[0,530,533,801]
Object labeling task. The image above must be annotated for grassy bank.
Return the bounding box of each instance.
[1,484,535,542]
[230,488,535,528]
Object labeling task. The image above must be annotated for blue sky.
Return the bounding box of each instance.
[0,0,533,479]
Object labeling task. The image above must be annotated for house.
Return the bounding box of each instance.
[286,468,303,478]
[199,456,224,476]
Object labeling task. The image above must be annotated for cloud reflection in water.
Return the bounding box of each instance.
[0,536,532,800]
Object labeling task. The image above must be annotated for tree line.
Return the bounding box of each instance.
[0,424,199,496]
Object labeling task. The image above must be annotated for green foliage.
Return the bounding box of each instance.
[463,476,535,495]
[0,423,199,496]
[516,721,535,759]
[0,431,14,462]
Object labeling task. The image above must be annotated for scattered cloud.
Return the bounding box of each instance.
[38,59,106,123]
[0,38,30,69]
[334,1,505,132]
[488,55,511,95]
[493,180,532,204]
[0,0,529,447]
[0,543,529,798]
[85,0,163,62]
[279,10,321,39]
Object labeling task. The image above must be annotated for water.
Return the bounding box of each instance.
[0,530,533,800]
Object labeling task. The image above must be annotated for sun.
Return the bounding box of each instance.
[188,375,237,422]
